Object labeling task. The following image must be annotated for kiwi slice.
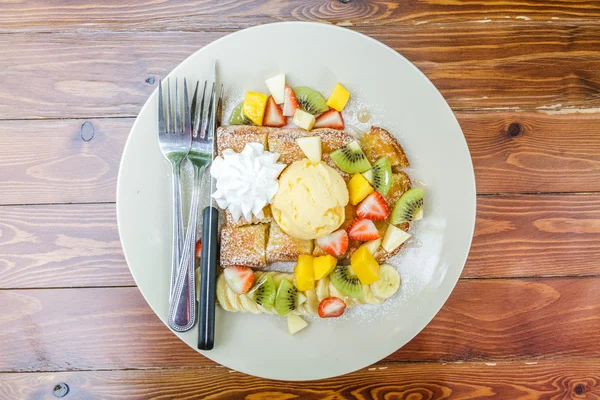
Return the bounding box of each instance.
[372,157,392,195]
[293,86,329,115]
[275,278,299,316]
[330,141,372,174]
[390,187,424,224]
[248,274,276,309]
[229,101,253,125]
[330,266,364,299]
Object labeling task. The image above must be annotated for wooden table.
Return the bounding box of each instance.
[1,1,599,398]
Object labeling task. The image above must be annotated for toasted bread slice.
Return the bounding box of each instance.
[225,206,273,227]
[217,125,269,156]
[384,172,412,209]
[220,224,268,268]
[360,126,409,172]
[266,222,314,262]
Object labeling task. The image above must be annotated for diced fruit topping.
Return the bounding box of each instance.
[265,73,286,104]
[248,273,276,308]
[293,86,329,115]
[295,136,322,162]
[316,229,349,257]
[348,173,375,205]
[195,240,202,259]
[330,141,372,174]
[372,157,392,195]
[263,96,287,127]
[223,266,255,294]
[294,255,315,291]
[390,187,424,224]
[242,92,268,126]
[318,297,347,318]
[275,278,299,316]
[313,254,338,280]
[229,101,252,125]
[292,109,316,131]
[330,266,363,298]
[287,314,309,335]
[369,264,401,299]
[313,109,344,130]
[347,218,381,241]
[350,246,380,285]
[382,224,411,253]
[356,192,390,221]
[283,85,300,117]
[326,83,351,112]
[362,169,374,185]
[359,237,382,256]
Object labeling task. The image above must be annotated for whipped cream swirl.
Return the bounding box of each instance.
[210,143,286,222]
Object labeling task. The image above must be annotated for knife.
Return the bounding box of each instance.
[198,62,222,350]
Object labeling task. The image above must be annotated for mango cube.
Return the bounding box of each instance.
[327,83,350,111]
[243,91,268,126]
[350,246,380,285]
[313,254,337,280]
[348,173,374,205]
[294,254,315,291]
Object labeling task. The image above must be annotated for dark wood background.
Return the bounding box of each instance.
[1,1,599,399]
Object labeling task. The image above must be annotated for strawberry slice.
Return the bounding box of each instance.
[356,192,390,221]
[316,229,349,257]
[318,297,347,318]
[195,240,202,259]
[282,85,300,117]
[347,218,381,241]
[313,109,344,130]
[223,266,255,294]
[263,96,286,127]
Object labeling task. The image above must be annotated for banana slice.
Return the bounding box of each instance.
[239,294,261,314]
[216,274,235,312]
[328,282,353,307]
[226,286,242,311]
[370,264,401,299]
[361,284,383,305]
[316,277,331,302]
[297,292,307,307]
[303,289,319,315]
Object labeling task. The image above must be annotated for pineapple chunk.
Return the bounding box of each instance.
[243,92,268,126]
[292,109,316,131]
[296,136,322,162]
[382,224,411,253]
[265,73,286,104]
[287,315,308,335]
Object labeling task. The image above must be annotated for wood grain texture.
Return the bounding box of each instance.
[0,204,131,289]
[2,278,599,372]
[467,194,600,278]
[1,0,599,32]
[462,112,600,194]
[1,360,599,399]
[2,24,600,119]
[0,119,129,204]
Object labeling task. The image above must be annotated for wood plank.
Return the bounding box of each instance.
[0,204,131,289]
[1,24,600,119]
[1,360,599,399]
[2,193,598,289]
[2,278,599,372]
[0,119,129,204]
[467,194,600,278]
[462,112,600,194]
[1,0,600,32]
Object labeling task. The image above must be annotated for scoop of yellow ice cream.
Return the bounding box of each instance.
[272,159,349,240]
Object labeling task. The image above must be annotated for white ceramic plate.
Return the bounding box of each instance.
[117,22,476,381]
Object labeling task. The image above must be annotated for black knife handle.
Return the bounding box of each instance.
[198,206,219,350]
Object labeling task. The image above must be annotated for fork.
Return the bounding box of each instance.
[158,78,192,303]
[167,78,217,332]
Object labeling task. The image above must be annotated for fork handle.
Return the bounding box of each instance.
[167,166,202,332]
[169,162,184,302]
[198,206,219,350]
